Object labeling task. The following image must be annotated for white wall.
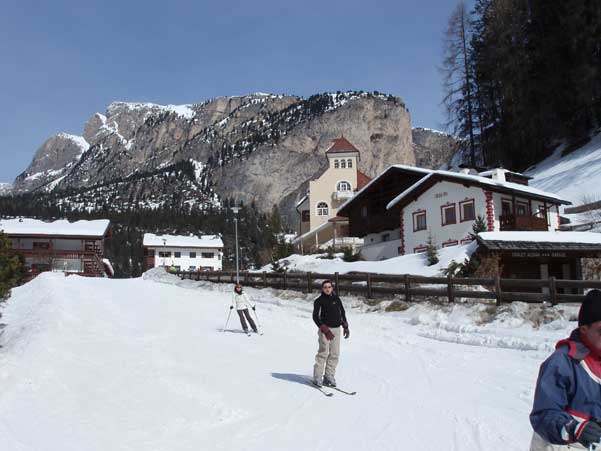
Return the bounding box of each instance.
[402,181,484,254]
[149,246,222,271]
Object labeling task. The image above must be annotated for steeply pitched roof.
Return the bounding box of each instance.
[384,165,571,210]
[0,218,110,237]
[326,136,360,154]
[337,164,570,218]
[356,170,372,190]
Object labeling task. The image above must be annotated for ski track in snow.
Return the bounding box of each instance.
[0,269,577,451]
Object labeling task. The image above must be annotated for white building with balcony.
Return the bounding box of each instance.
[293,136,370,253]
[143,234,223,271]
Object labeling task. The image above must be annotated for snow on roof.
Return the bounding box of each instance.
[385,165,570,210]
[143,233,223,248]
[295,194,309,208]
[0,218,110,237]
[477,231,601,244]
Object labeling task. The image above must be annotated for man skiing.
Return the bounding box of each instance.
[231,283,258,334]
[530,289,601,450]
[312,280,349,388]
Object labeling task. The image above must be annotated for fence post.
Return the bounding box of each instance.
[262,271,267,288]
[549,276,557,306]
[283,272,287,290]
[367,273,372,299]
[447,274,455,303]
[334,272,340,294]
[245,271,249,284]
[307,272,312,294]
[495,275,502,306]
[217,272,221,283]
[405,274,411,303]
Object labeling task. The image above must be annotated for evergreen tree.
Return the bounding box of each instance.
[426,234,439,266]
[441,1,478,167]
[0,232,25,300]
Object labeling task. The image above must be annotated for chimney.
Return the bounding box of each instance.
[490,168,507,182]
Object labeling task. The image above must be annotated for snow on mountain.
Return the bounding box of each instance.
[0,269,576,450]
[527,131,601,206]
[107,101,197,120]
[55,132,90,154]
[0,182,12,195]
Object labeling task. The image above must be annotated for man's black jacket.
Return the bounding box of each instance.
[313,292,347,328]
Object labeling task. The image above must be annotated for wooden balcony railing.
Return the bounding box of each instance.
[499,215,548,231]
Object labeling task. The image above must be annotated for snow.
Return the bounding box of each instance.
[479,231,601,244]
[0,269,578,450]
[108,101,196,120]
[0,218,110,237]
[385,165,569,210]
[527,132,601,206]
[295,194,308,208]
[56,132,90,154]
[262,242,478,275]
[102,258,114,276]
[143,233,223,248]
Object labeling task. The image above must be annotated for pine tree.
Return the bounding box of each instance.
[441,0,478,167]
[426,234,439,266]
[0,232,25,300]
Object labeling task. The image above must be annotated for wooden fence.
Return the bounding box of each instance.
[173,270,601,305]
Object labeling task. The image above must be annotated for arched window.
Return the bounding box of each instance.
[347,159,353,168]
[337,181,352,192]
[316,202,329,216]
[334,159,339,169]
[340,159,346,169]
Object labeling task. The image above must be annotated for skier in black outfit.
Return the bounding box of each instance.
[312,279,349,387]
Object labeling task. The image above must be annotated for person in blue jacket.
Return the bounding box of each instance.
[530,289,601,450]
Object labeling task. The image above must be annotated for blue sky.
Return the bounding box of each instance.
[0,0,464,182]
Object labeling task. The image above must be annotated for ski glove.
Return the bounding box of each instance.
[229,305,234,310]
[572,420,601,448]
[319,324,335,341]
[343,321,350,339]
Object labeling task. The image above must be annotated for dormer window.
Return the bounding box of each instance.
[347,159,353,168]
[334,159,339,169]
[316,202,329,216]
[340,160,346,169]
[337,181,352,192]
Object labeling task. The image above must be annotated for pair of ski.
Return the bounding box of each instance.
[246,330,264,337]
[310,381,356,397]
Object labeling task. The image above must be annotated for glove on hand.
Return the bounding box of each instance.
[343,321,350,339]
[252,305,256,311]
[319,324,335,341]
[229,305,234,310]
[573,420,601,448]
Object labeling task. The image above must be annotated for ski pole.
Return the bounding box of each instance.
[251,304,262,329]
[223,306,233,332]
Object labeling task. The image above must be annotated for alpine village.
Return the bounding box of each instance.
[2,1,601,451]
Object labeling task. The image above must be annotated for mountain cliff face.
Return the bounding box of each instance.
[9,92,455,225]
[412,127,461,169]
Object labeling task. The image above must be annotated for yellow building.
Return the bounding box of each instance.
[293,137,370,253]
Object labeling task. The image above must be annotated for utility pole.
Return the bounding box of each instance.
[231,207,240,284]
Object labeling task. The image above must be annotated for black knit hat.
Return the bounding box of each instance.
[578,290,601,326]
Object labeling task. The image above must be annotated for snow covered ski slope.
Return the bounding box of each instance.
[0,270,578,451]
